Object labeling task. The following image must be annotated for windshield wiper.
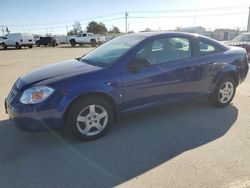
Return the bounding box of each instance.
[81,58,101,67]
[75,57,82,61]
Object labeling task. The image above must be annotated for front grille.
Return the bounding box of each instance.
[7,84,19,102]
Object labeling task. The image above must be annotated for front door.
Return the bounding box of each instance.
[122,36,200,111]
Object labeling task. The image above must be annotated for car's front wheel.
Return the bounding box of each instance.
[66,96,114,140]
[2,43,7,49]
[70,39,76,47]
[90,39,97,47]
[211,76,236,107]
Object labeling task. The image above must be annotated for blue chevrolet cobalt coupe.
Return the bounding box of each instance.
[5,32,249,140]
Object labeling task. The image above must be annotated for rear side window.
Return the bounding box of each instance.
[198,40,223,56]
[136,37,192,65]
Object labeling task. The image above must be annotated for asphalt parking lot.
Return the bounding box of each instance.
[0,46,250,188]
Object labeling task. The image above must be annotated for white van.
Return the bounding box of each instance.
[2,33,35,49]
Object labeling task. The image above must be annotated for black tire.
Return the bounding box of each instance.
[210,76,236,107]
[2,43,7,49]
[28,45,33,48]
[70,39,76,47]
[90,39,97,47]
[66,96,115,140]
[51,41,56,47]
[15,43,22,49]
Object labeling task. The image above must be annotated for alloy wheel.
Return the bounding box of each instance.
[76,104,108,136]
[218,81,234,104]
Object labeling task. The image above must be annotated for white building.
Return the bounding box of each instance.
[213,29,241,41]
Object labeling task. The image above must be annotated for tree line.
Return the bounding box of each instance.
[67,21,121,35]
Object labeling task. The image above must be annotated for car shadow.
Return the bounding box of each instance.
[0,99,238,188]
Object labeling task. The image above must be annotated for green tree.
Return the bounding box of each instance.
[86,21,107,34]
[108,26,121,34]
[144,28,152,32]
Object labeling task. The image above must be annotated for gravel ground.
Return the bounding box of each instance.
[0,46,250,188]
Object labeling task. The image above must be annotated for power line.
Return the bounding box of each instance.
[3,6,250,34]
[128,5,247,14]
[7,12,124,27]
[7,6,247,28]
[129,11,248,19]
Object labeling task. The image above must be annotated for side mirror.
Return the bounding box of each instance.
[128,58,150,73]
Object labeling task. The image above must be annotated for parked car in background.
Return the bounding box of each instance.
[5,32,249,140]
[227,33,250,59]
[33,34,40,44]
[1,33,34,49]
[69,33,105,47]
[36,36,58,47]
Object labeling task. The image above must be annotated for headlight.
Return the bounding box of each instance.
[19,86,54,104]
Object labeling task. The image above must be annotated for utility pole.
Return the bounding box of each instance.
[193,13,196,27]
[125,12,128,33]
[247,6,250,32]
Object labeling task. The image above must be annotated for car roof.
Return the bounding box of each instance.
[127,31,229,50]
[128,31,199,38]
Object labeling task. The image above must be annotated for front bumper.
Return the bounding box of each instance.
[5,82,65,131]
[5,99,63,131]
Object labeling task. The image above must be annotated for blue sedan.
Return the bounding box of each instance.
[5,32,249,140]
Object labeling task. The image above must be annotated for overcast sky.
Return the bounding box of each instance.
[1,0,249,34]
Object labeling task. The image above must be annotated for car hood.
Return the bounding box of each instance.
[16,59,102,89]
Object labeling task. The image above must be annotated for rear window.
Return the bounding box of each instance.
[198,40,224,56]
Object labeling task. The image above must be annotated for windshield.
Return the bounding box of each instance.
[81,35,145,67]
[231,34,250,42]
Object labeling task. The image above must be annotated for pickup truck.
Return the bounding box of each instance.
[69,33,105,47]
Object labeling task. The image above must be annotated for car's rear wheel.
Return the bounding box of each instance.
[70,39,76,47]
[15,43,22,49]
[66,97,114,140]
[210,76,236,107]
[51,41,56,47]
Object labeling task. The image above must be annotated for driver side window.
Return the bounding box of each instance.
[136,37,191,65]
